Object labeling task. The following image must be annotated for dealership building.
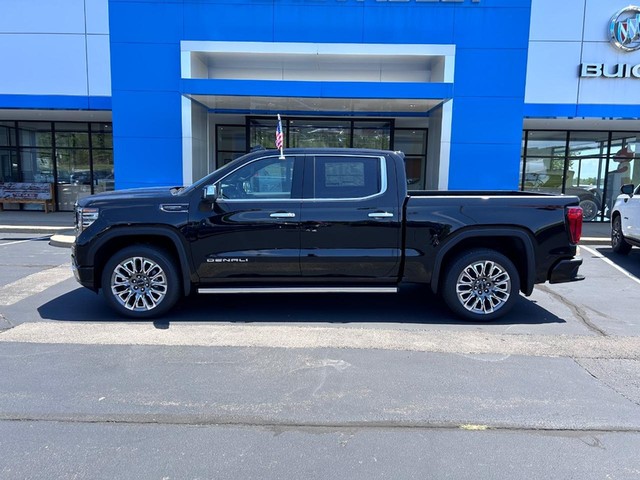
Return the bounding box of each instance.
[0,0,639,221]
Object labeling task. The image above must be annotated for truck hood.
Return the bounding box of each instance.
[76,186,182,206]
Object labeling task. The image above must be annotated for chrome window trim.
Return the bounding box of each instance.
[214,154,387,203]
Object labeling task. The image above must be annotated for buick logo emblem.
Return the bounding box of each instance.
[610,6,640,52]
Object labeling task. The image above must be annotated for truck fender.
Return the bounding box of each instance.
[87,226,195,296]
[430,228,536,296]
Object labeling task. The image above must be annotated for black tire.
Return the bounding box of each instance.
[579,199,599,222]
[611,215,632,255]
[101,245,181,318]
[442,249,520,322]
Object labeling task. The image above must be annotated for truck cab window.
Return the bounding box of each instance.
[219,156,295,200]
[314,156,382,199]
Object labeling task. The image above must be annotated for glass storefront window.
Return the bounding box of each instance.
[568,132,609,158]
[19,148,54,183]
[289,120,351,148]
[56,148,91,211]
[217,125,245,152]
[1,121,16,147]
[216,125,246,169]
[526,131,566,158]
[5,121,115,211]
[0,149,19,182]
[522,130,640,222]
[18,122,52,148]
[606,133,638,212]
[394,129,427,190]
[91,122,113,145]
[55,123,89,149]
[92,150,115,193]
[353,121,390,150]
[0,122,19,182]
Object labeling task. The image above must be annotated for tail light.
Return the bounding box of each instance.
[566,206,583,244]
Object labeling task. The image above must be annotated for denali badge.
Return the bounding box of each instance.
[207,258,249,263]
[610,6,640,52]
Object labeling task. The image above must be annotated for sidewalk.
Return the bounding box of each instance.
[0,209,612,248]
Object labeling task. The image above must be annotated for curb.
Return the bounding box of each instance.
[49,234,75,248]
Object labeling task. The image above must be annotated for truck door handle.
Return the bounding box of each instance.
[270,212,296,218]
[368,212,393,218]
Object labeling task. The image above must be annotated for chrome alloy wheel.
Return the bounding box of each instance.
[455,260,511,315]
[110,256,168,311]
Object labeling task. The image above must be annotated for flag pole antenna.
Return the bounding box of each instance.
[276,114,285,160]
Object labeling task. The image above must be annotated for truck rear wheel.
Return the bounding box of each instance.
[442,249,520,321]
[101,246,180,318]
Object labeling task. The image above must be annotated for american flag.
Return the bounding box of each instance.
[275,115,284,150]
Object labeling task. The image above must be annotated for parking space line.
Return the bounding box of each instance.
[581,245,640,286]
[0,236,51,247]
[0,264,73,306]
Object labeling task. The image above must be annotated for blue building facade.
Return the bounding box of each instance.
[109,0,531,191]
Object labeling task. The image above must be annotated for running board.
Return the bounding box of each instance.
[198,287,398,294]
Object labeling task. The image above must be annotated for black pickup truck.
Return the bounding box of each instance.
[72,148,584,321]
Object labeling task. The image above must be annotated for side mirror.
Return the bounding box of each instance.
[620,184,635,197]
[203,184,218,202]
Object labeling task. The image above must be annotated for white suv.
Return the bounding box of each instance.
[611,184,640,254]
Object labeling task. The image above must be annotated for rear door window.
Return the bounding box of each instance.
[313,156,383,199]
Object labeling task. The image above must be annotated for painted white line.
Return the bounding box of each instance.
[0,226,69,231]
[581,245,640,287]
[0,264,73,306]
[0,235,51,247]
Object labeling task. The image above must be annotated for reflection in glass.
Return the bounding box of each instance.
[92,123,113,149]
[568,131,609,158]
[0,149,19,182]
[522,155,605,222]
[19,148,54,183]
[289,120,351,148]
[18,122,52,148]
[607,133,638,214]
[217,125,245,152]
[56,148,91,211]
[394,129,427,190]
[526,131,566,158]
[521,130,640,222]
[1,122,16,147]
[352,127,389,149]
[92,150,114,193]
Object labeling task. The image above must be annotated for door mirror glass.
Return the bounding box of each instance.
[203,184,218,202]
[620,184,635,196]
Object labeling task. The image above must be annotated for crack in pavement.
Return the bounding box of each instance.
[536,285,608,337]
[1,414,640,434]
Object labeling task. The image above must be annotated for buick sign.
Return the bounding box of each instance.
[610,6,640,52]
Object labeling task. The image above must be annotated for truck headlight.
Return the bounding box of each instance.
[76,207,99,232]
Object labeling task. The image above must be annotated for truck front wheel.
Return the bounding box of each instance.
[442,249,520,321]
[101,246,181,318]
